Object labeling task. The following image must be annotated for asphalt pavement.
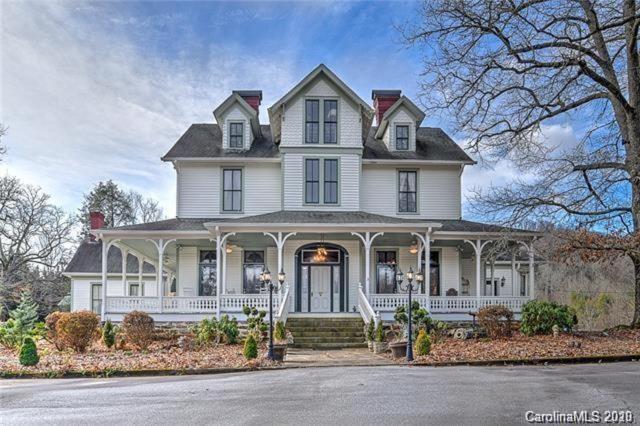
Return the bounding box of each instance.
[1,362,639,425]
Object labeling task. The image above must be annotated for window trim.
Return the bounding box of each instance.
[374,249,399,294]
[304,97,340,145]
[397,169,419,214]
[323,158,339,204]
[198,248,218,297]
[395,124,410,151]
[91,283,102,315]
[221,168,244,213]
[242,250,266,294]
[303,157,341,206]
[323,99,338,144]
[129,282,144,297]
[228,121,244,149]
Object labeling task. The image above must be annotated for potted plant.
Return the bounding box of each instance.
[272,320,287,362]
[365,320,374,351]
[372,322,387,354]
[390,301,433,358]
[389,327,408,358]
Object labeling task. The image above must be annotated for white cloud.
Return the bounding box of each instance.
[0,1,295,217]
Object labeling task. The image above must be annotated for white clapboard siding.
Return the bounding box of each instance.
[283,153,360,210]
[361,164,461,219]
[280,76,362,147]
[177,162,281,218]
[440,247,460,294]
[71,278,157,311]
[178,246,198,296]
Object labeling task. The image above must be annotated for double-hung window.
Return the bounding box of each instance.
[305,158,339,204]
[306,99,338,144]
[323,159,338,204]
[305,100,320,143]
[243,251,265,294]
[129,282,143,296]
[305,159,320,204]
[324,100,337,144]
[229,122,244,149]
[395,125,409,150]
[223,169,242,212]
[398,170,417,213]
[91,283,102,314]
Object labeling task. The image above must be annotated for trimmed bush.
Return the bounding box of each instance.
[478,305,514,339]
[122,311,155,350]
[274,320,286,342]
[19,337,39,366]
[0,292,40,349]
[375,321,385,342]
[102,319,117,349]
[219,315,239,344]
[415,329,431,356]
[243,334,258,360]
[56,311,99,353]
[366,320,375,342]
[45,311,67,350]
[244,305,268,340]
[520,300,577,336]
[194,318,219,345]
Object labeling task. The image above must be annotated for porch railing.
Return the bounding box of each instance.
[369,295,530,313]
[106,294,278,315]
[357,284,377,325]
[276,284,292,325]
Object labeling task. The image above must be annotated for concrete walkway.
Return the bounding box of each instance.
[284,347,394,367]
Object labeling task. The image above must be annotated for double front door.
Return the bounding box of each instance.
[302,265,340,313]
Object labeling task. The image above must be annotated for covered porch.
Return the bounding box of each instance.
[92,212,538,323]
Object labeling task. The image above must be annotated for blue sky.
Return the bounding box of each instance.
[1,0,574,219]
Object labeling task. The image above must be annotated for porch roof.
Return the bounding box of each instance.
[64,241,157,275]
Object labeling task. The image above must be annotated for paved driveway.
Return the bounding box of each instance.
[1,362,639,425]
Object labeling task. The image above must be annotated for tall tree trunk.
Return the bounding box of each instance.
[632,255,640,327]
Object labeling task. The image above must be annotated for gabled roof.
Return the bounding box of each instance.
[374,96,426,138]
[267,64,375,143]
[212,92,261,139]
[64,241,156,274]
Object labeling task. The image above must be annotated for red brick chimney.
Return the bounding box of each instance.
[372,90,401,126]
[234,90,262,112]
[89,211,105,241]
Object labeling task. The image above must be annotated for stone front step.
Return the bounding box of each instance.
[287,316,365,349]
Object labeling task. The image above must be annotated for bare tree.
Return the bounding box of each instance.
[129,191,164,224]
[403,0,640,326]
[0,124,6,160]
[0,176,74,313]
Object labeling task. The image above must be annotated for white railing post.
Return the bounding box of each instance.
[529,245,535,299]
[101,238,109,321]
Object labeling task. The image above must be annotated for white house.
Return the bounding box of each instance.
[64,64,537,326]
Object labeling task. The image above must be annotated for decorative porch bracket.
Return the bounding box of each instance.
[351,231,384,297]
[517,240,536,299]
[211,229,235,319]
[264,232,297,305]
[411,228,433,300]
[463,239,493,302]
[100,237,121,321]
[147,238,177,314]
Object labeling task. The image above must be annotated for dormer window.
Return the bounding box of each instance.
[306,99,338,144]
[395,125,409,150]
[229,122,244,149]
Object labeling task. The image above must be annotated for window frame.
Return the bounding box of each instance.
[395,124,410,150]
[221,168,243,213]
[304,159,320,204]
[374,249,399,294]
[228,121,244,149]
[242,250,265,294]
[304,98,339,145]
[397,169,418,214]
[323,158,339,204]
[323,99,338,144]
[91,283,102,314]
[129,282,144,297]
[304,157,340,206]
[198,248,217,296]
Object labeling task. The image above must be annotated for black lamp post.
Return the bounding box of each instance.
[397,266,422,362]
[261,267,274,360]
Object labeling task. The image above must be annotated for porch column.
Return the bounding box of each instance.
[511,252,517,296]
[529,245,535,299]
[411,228,432,310]
[221,247,227,295]
[121,247,128,296]
[464,239,492,306]
[100,237,109,321]
[264,232,298,305]
[215,233,221,319]
[138,257,144,292]
[147,238,176,314]
[351,231,384,297]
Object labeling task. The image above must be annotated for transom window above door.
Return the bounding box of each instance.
[305,99,338,144]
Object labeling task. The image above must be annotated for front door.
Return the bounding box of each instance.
[310,266,331,312]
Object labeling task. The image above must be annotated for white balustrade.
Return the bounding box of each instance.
[163,297,218,313]
[219,294,278,312]
[357,283,376,324]
[106,297,161,313]
[369,294,530,313]
[276,284,291,325]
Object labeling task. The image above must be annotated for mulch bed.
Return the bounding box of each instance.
[0,338,277,378]
[385,328,640,364]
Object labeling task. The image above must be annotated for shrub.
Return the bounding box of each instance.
[219,315,239,344]
[194,318,219,345]
[244,305,268,340]
[375,321,384,342]
[415,329,431,356]
[0,292,40,349]
[56,311,100,353]
[243,334,258,360]
[394,300,432,338]
[274,320,286,342]
[102,319,117,349]
[520,300,577,336]
[45,311,67,350]
[478,305,514,339]
[19,337,39,366]
[122,311,155,350]
[366,320,375,342]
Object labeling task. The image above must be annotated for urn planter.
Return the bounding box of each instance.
[272,344,287,362]
[389,341,408,358]
[372,341,388,354]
